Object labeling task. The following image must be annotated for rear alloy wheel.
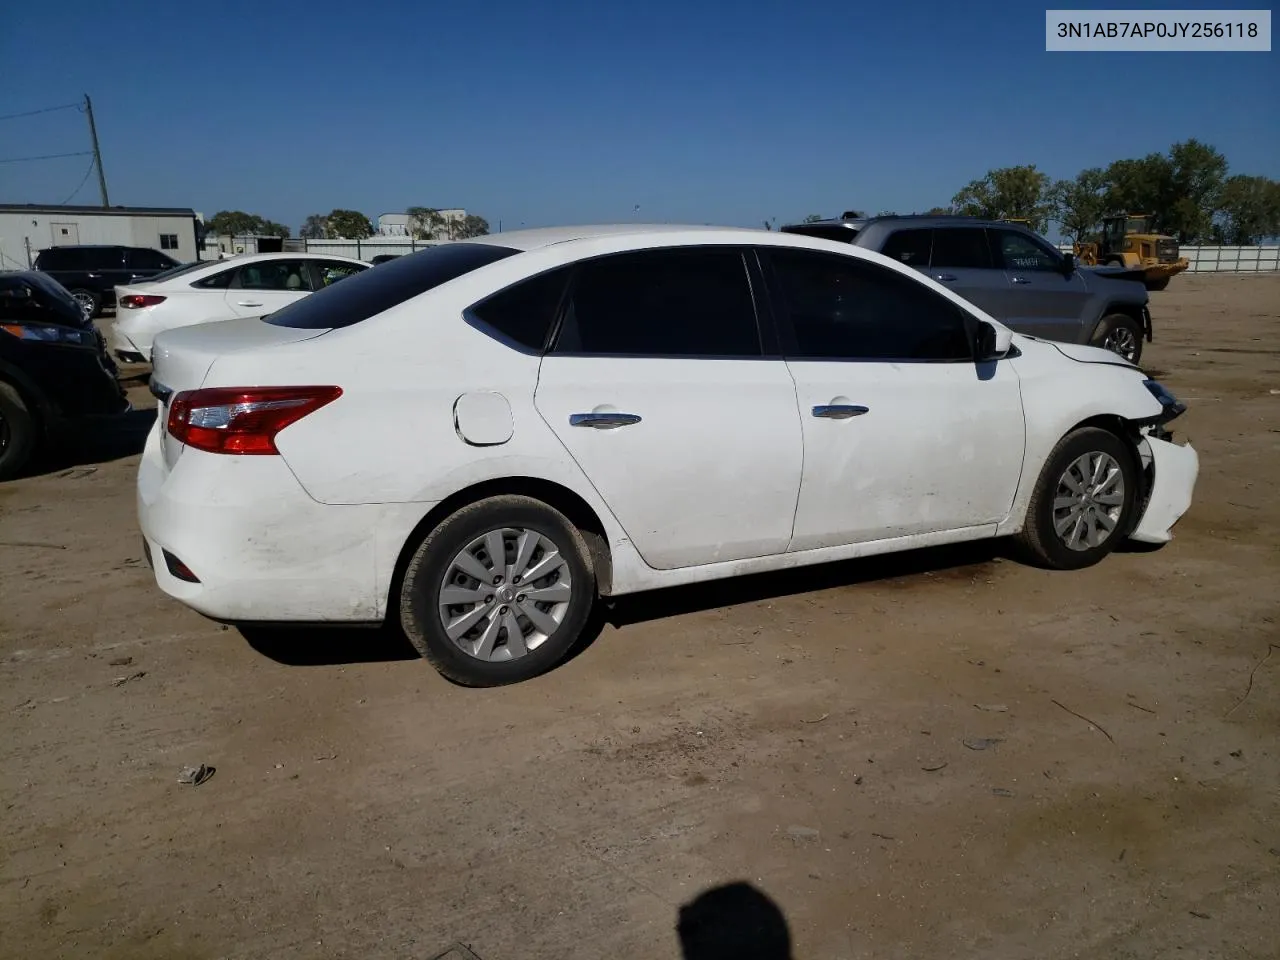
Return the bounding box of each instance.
[0,382,37,481]
[1091,313,1144,364]
[69,289,100,319]
[399,495,595,686]
[1015,427,1139,570]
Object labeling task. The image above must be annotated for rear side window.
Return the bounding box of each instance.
[468,267,571,352]
[266,242,519,329]
[193,267,235,289]
[127,248,177,270]
[930,228,993,269]
[35,248,78,270]
[551,248,761,357]
[236,260,313,291]
[880,229,931,266]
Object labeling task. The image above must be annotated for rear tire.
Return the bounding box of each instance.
[69,288,100,319]
[0,382,37,481]
[1091,312,1143,364]
[1015,427,1139,571]
[399,495,596,686]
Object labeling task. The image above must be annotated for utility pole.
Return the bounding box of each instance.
[84,94,110,207]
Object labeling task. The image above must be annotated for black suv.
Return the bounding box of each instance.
[33,245,181,319]
[780,216,1152,363]
[0,271,129,479]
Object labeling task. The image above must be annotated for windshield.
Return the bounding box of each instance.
[1125,217,1151,234]
[265,243,520,329]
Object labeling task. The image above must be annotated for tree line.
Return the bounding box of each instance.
[811,140,1279,245]
[204,208,491,241]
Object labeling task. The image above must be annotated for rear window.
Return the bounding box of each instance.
[148,261,207,283]
[265,243,520,330]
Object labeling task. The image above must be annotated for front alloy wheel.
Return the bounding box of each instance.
[1053,451,1126,551]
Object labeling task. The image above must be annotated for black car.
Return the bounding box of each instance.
[33,245,181,319]
[0,271,129,480]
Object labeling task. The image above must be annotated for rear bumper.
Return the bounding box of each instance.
[136,426,428,622]
[111,315,154,363]
[1130,435,1199,544]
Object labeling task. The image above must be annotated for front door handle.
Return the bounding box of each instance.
[237,300,264,307]
[1011,276,1031,285]
[933,273,958,282]
[812,404,869,419]
[569,412,642,429]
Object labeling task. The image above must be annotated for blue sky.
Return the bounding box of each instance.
[1,0,1275,234]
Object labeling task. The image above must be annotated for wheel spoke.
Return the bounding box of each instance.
[523,581,571,603]
[1068,515,1087,550]
[1090,454,1108,486]
[502,610,528,658]
[517,599,561,637]
[510,529,539,580]
[521,548,566,583]
[1094,508,1118,532]
[1055,506,1080,537]
[473,612,503,660]
[1060,471,1084,494]
[445,602,491,641]
[1094,492,1124,507]
[451,549,491,584]
[1053,496,1079,511]
[440,584,487,606]
[484,530,506,578]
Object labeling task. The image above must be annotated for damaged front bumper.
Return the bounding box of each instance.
[1130,430,1199,543]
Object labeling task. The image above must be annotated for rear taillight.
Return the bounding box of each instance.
[119,294,167,308]
[167,386,342,455]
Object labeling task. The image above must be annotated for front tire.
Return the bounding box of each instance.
[399,495,595,686]
[1016,427,1139,571]
[0,382,37,481]
[1091,313,1144,364]
[69,288,100,319]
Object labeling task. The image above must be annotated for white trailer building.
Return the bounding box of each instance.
[0,204,202,271]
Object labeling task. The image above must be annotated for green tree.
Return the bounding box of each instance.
[1047,167,1108,243]
[454,214,490,239]
[875,210,897,217]
[803,213,824,223]
[1103,140,1227,242]
[406,206,445,239]
[923,206,952,216]
[300,214,328,239]
[325,209,373,239]
[206,210,263,235]
[951,165,1051,231]
[1215,175,1280,244]
[258,220,290,239]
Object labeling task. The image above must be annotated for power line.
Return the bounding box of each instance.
[0,150,93,164]
[59,158,97,204]
[0,102,81,122]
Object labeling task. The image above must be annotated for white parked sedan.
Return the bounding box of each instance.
[110,253,368,362]
[137,225,1198,686]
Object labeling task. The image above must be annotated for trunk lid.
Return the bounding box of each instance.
[150,317,330,468]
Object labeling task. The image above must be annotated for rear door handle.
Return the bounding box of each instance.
[237,300,264,307]
[569,412,642,429]
[1011,276,1031,285]
[933,273,957,282]
[812,404,869,419]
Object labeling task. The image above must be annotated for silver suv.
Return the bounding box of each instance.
[780,216,1151,363]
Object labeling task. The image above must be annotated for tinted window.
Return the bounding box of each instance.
[880,229,932,267]
[552,249,760,357]
[128,248,177,271]
[193,267,236,289]
[994,229,1061,271]
[266,242,519,330]
[930,228,993,269]
[768,250,972,361]
[148,261,206,283]
[779,224,860,244]
[235,260,314,291]
[469,268,570,351]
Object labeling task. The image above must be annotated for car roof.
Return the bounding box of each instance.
[463,223,768,252]
[783,215,1030,230]
[212,252,367,265]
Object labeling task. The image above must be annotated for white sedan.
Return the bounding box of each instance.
[110,252,368,362]
[137,225,1198,686]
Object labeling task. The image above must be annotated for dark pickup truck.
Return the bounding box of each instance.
[34,245,181,319]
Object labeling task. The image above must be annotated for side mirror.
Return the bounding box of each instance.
[975,321,1012,361]
[1061,252,1076,276]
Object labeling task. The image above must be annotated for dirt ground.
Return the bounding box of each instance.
[2,274,1277,960]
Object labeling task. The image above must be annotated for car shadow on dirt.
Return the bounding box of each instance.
[239,540,1005,670]
[25,407,156,479]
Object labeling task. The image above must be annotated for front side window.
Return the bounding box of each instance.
[767,250,972,362]
[929,228,993,270]
[551,248,761,357]
[994,230,1062,272]
[235,260,314,292]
